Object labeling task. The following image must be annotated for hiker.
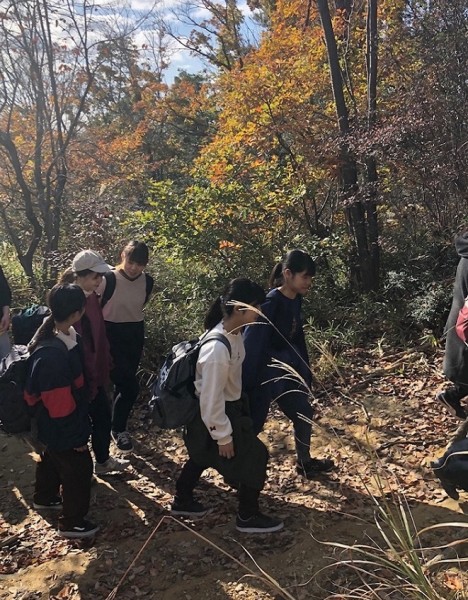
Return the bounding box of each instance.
[0,266,11,359]
[59,250,129,475]
[97,241,154,453]
[437,231,468,420]
[243,249,335,480]
[171,278,284,533]
[24,283,99,539]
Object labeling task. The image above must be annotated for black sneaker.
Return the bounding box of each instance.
[439,477,460,501]
[236,512,284,533]
[58,520,100,539]
[112,430,133,453]
[33,496,62,510]
[436,391,467,420]
[171,498,208,517]
[297,457,335,479]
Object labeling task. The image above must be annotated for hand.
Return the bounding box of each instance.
[73,445,88,452]
[218,441,235,459]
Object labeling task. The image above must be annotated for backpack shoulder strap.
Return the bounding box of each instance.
[144,273,154,304]
[199,332,232,358]
[101,270,117,308]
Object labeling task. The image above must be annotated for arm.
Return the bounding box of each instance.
[0,267,11,333]
[144,274,154,304]
[198,344,234,453]
[242,294,277,391]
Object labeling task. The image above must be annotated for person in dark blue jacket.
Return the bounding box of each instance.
[24,284,99,539]
[243,249,335,480]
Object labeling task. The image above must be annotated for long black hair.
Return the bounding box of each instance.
[204,278,266,330]
[269,249,316,288]
[29,284,86,350]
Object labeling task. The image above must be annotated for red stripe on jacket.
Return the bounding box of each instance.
[38,386,76,418]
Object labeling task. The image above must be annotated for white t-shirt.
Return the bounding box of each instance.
[194,321,245,446]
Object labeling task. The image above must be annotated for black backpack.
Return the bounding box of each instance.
[149,332,231,429]
[11,304,50,345]
[0,339,67,434]
[432,438,468,500]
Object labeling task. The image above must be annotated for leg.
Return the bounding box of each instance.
[237,485,260,519]
[249,382,273,435]
[175,458,204,501]
[275,386,313,463]
[89,387,112,464]
[47,448,93,528]
[107,322,144,434]
[276,384,334,476]
[111,373,140,433]
[34,450,61,505]
[172,459,207,516]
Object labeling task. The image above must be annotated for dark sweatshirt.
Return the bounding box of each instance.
[24,339,91,451]
[242,288,312,392]
[443,232,468,385]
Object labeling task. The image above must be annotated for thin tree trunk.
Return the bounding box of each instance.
[316,0,378,291]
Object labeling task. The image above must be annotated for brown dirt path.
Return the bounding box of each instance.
[1,348,466,599]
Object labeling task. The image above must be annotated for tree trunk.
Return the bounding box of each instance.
[316,0,379,292]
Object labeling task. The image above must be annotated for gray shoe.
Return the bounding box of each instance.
[95,456,130,474]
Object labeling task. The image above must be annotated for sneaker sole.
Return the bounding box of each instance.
[33,503,62,510]
[236,522,284,534]
[115,446,133,454]
[58,527,99,539]
[170,509,209,518]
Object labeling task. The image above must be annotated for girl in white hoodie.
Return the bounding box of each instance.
[171,278,283,534]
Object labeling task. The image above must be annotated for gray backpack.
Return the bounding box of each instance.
[149,332,231,429]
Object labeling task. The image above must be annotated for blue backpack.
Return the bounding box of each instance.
[149,332,231,429]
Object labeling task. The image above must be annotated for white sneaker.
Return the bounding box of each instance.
[95,456,130,474]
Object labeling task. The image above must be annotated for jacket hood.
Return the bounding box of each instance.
[455,232,468,258]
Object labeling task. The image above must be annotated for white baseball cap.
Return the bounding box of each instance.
[72,250,111,273]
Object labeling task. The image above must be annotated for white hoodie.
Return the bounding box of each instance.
[194,321,245,446]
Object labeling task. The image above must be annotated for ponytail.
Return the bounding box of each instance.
[28,315,55,351]
[204,279,265,330]
[58,267,76,284]
[204,297,223,330]
[269,262,284,288]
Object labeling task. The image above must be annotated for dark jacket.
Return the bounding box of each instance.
[242,288,312,392]
[444,233,468,385]
[24,339,91,451]
[0,266,11,308]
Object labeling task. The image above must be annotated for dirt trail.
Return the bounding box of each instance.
[1,348,466,599]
